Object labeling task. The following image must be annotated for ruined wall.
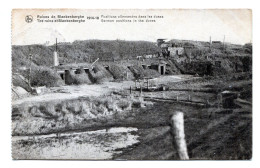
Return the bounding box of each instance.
[168,47,184,57]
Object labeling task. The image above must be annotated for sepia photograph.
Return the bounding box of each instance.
[11,9,252,160]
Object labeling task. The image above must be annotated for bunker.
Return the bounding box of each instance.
[57,70,65,81]
[150,63,166,75]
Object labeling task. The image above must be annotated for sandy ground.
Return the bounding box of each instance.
[13,75,195,105]
[12,74,252,160]
[12,127,139,160]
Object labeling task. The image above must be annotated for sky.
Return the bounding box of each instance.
[12,9,252,45]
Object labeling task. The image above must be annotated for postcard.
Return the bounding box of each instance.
[11,9,252,160]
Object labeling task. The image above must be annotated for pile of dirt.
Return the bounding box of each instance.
[165,60,181,75]
[65,69,92,85]
[128,65,145,79]
[127,65,163,79]
[89,65,114,83]
[143,69,160,78]
[30,66,64,87]
[13,66,64,89]
[108,64,135,81]
[75,69,92,84]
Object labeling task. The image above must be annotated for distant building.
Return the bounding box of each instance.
[168,47,184,57]
[160,43,171,48]
[157,39,166,47]
[211,41,222,48]
[57,42,71,45]
[150,62,166,75]
[212,41,222,44]
[144,54,153,59]
[44,41,50,46]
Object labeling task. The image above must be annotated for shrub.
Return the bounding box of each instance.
[108,64,135,81]
[117,100,130,110]
[90,65,114,83]
[67,68,92,85]
[143,69,160,78]
[109,64,125,79]
[30,66,64,87]
[129,65,145,79]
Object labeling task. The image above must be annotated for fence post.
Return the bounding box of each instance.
[171,111,189,160]
[147,78,149,90]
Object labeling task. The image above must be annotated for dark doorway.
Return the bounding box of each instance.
[84,69,89,73]
[104,66,109,70]
[206,64,212,76]
[60,74,64,80]
[160,65,164,75]
[75,69,81,74]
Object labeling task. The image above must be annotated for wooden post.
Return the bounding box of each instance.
[147,78,149,90]
[130,86,132,95]
[171,111,189,160]
[140,83,142,97]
